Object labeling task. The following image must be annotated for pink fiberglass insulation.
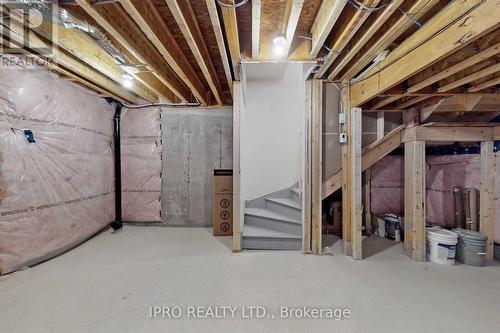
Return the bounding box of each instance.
[121,107,162,222]
[371,154,500,242]
[0,66,114,274]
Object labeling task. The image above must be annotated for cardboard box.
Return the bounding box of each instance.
[213,169,233,195]
[213,170,233,236]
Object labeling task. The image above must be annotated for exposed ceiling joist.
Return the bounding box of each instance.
[309,0,347,59]
[218,0,241,80]
[205,0,233,96]
[165,0,224,105]
[314,0,380,79]
[119,0,209,105]
[469,76,500,92]
[326,0,404,80]
[252,0,261,58]
[74,0,191,102]
[350,0,500,107]
[437,63,500,93]
[340,0,435,80]
[282,0,305,57]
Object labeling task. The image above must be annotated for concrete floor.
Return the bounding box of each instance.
[1,227,499,333]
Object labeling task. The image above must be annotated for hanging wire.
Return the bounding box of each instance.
[347,0,390,13]
[398,7,422,28]
[216,0,250,9]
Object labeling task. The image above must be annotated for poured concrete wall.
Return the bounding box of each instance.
[161,108,232,226]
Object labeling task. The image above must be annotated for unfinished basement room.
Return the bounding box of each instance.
[1,0,500,332]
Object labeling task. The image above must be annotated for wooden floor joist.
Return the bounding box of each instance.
[351,0,500,107]
[219,0,241,80]
[309,0,347,58]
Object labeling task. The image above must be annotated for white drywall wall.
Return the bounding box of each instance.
[240,62,313,201]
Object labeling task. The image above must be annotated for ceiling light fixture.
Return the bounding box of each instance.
[272,33,287,47]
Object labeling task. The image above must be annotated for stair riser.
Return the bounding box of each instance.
[244,214,302,235]
[265,201,301,220]
[243,237,302,250]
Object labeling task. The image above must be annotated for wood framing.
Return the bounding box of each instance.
[311,79,323,254]
[232,81,242,252]
[303,81,312,253]
[350,0,500,107]
[74,0,191,102]
[404,140,426,262]
[480,141,495,261]
[281,0,305,56]
[119,0,209,104]
[341,84,352,255]
[205,0,234,96]
[350,107,363,260]
[309,0,347,58]
[252,0,261,59]
[327,0,404,80]
[401,126,494,142]
[219,0,241,80]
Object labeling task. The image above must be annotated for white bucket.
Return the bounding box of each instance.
[426,228,458,265]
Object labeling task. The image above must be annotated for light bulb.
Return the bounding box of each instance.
[273,45,285,57]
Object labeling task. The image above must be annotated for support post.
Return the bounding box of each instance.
[311,79,323,254]
[341,84,351,255]
[111,102,123,231]
[350,106,362,260]
[404,140,426,261]
[232,81,242,252]
[303,81,312,253]
[480,141,495,261]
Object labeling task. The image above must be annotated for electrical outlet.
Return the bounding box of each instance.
[339,133,347,143]
[339,113,346,124]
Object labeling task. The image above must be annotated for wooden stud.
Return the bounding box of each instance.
[303,81,312,253]
[404,140,426,261]
[252,0,261,59]
[311,79,323,254]
[219,0,241,80]
[232,81,242,252]
[350,106,363,260]
[309,0,347,58]
[341,84,352,255]
[350,0,500,107]
[480,140,495,261]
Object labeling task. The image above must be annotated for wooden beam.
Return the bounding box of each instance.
[0,19,139,104]
[311,79,323,254]
[327,0,404,80]
[350,106,362,260]
[341,84,352,255]
[437,63,500,93]
[303,81,312,253]
[119,0,209,105]
[404,140,426,262]
[315,0,381,78]
[19,9,158,103]
[350,0,500,107]
[480,140,495,261]
[252,0,261,59]
[74,0,191,102]
[232,81,241,252]
[165,0,224,105]
[282,0,305,57]
[205,0,233,96]
[219,0,241,80]
[468,76,500,92]
[401,126,493,142]
[409,42,500,93]
[309,0,347,58]
[339,0,434,80]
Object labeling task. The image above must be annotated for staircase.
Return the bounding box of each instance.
[242,186,302,250]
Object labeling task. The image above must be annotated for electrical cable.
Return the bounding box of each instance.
[347,0,390,13]
[216,0,249,9]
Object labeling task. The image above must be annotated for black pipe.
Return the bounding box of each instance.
[111,102,123,230]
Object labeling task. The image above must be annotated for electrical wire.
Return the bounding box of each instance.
[121,102,201,109]
[347,0,390,13]
[216,0,249,9]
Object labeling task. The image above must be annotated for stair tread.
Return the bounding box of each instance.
[265,197,302,210]
[242,225,302,239]
[245,208,301,225]
[291,188,301,195]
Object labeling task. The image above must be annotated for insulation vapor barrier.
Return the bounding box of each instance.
[0,64,114,274]
[121,107,162,222]
[371,155,500,242]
